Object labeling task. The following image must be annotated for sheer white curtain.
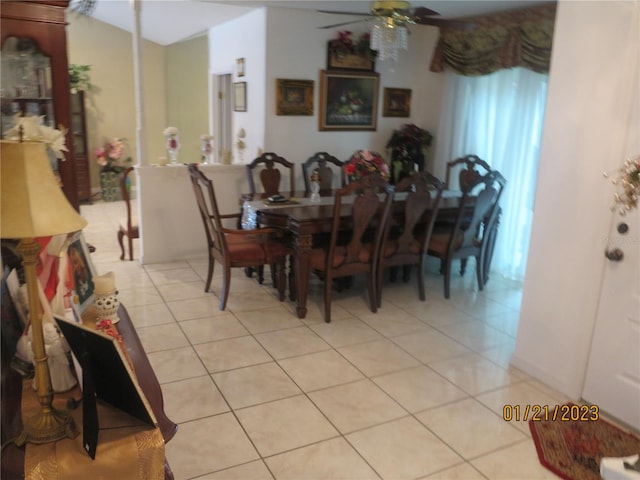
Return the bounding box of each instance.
[435,68,548,281]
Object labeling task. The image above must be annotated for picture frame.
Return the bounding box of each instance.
[276,79,314,116]
[319,70,379,131]
[234,81,247,112]
[67,231,97,314]
[327,40,376,72]
[383,88,412,117]
[236,57,245,77]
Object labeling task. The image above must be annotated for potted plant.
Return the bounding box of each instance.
[386,124,433,184]
[69,64,92,93]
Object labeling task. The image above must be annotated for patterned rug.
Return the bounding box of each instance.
[529,404,640,480]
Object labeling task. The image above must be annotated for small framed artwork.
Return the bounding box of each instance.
[327,40,376,72]
[276,79,314,116]
[67,231,97,314]
[234,82,247,112]
[319,70,379,131]
[236,57,245,77]
[383,88,412,117]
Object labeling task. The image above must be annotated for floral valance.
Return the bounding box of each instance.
[430,3,557,76]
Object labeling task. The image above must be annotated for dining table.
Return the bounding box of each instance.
[240,188,482,319]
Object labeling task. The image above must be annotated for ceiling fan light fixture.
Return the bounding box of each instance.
[370,20,408,61]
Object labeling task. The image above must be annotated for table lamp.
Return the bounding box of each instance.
[1,140,87,444]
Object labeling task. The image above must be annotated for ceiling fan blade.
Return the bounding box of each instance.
[413,6,439,20]
[317,10,373,17]
[318,17,372,29]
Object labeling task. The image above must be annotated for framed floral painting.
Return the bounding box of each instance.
[319,70,379,131]
[276,79,314,116]
[383,88,412,117]
[234,82,247,112]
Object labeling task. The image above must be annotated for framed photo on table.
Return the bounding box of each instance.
[67,231,96,314]
[319,70,379,131]
[276,79,314,116]
[383,88,412,117]
[234,82,247,112]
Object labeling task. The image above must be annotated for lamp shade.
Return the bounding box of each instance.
[1,141,87,239]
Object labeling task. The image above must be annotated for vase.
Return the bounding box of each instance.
[166,134,180,165]
[94,272,119,324]
[100,168,120,202]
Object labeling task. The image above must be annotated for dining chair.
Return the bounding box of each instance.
[302,152,346,193]
[117,166,139,261]
[309,175,394,323]
[445,154,492,192]
[188,163,290,310]
[426,170,506,299]
[246,152,295,195]
[377,171,444,306]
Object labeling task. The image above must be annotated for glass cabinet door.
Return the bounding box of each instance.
[1,36,54,135]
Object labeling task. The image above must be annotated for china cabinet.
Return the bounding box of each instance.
[1,0,79,210]
[71,91,91,202]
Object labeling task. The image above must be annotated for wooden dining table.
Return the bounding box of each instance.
[241,189,471,319]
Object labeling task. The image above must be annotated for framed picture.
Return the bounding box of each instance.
[383,88,412,117]
[67,231,97,314]
[234,82,247,112]
[236,57,245,77]
[319,70,379,131]
[276,79,314,116]
[327,40,376,72]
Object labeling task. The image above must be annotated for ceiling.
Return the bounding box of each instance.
[73,0,549,46]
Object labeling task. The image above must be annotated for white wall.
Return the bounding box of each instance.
[208,6,443,189]
[512,0,639,398]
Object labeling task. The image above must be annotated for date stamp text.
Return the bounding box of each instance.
[502,404,599,422]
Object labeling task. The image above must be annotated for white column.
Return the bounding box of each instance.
[130,0,148,167]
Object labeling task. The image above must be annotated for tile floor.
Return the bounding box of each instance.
[82,199,569,480]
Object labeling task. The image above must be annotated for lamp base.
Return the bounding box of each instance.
[15,408,78,446]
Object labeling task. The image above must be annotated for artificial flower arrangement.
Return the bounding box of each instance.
[345,150,390,181]
[95,137,131,173]
[605,154,640,214]
[329,30,377,61]
[4,114,68,160]
[163,126,179,149]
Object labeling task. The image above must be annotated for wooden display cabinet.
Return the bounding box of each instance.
[1,0,79,210]
[71,91,91,203]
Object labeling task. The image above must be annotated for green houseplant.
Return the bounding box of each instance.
[69,64,92,93]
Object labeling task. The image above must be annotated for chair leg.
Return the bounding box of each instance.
[288,256,296,301]
[475,255,484,291]
[402,265,411,282]
[257,265,264,284]
[460,258,467,276]
[324,274,333,323]
[367,273,378,313]
[443,260,451,299]
[118,230,125,261]
[128,236,134,261]
[219,266,231,310]
[417,260,426,301]
[204,254,214,292]
[376,264,384,309]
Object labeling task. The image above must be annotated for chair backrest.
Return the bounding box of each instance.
[445,155,492,192]
[246,152,295,195]
[449,170,505,254]
[327,175,394,275]
[188,163,227,260]
[120,166,135,230]
[391,171,445,256]
[302,152,346,193]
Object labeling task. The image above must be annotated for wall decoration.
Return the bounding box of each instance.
[276,79,314,116]
[319,70,379,131]
[327,31,376,72]
[236,57,245,77]
[383,88,412,117]
[234,82,247,112]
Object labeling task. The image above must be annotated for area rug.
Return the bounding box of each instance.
[529,404,640,480]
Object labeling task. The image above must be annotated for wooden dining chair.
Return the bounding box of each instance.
[445,154,492,192]
[188,164,290,310]
[117,166,139,261]
[246,152,295,195]
[302,152,346,193]
[427,170,506,299]
[376,171,444,306]
[309,175,394,323]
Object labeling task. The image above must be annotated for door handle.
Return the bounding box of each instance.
[605,248,624,261]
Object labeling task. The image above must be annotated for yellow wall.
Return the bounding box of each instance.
[67,12,167,192]
[166,35,210,165]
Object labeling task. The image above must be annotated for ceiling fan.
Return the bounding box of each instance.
[318,1,465,30]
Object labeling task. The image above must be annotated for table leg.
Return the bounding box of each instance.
[293,233,312,319]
